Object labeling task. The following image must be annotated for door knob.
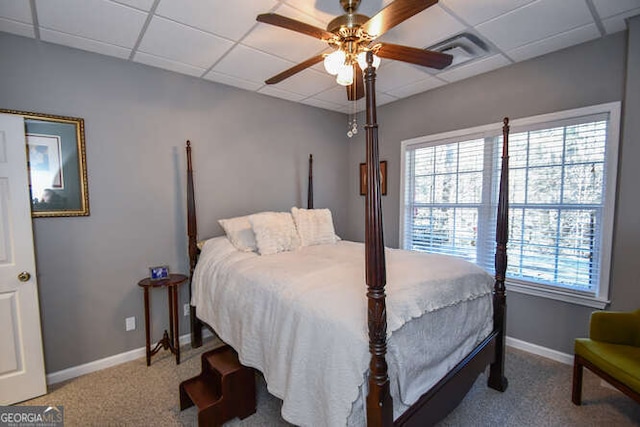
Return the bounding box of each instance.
[17,271,31,282]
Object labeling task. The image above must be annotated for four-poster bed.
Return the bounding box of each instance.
[185,53,509,426]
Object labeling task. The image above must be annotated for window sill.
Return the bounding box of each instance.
[506,281,609,309]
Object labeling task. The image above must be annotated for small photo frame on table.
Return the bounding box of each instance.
[149,265,170,281]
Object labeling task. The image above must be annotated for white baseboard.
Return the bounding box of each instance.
[506,336,573,365]
[47,332,570,386]
[46,330,214,385]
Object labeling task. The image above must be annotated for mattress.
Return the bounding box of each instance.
[192,237,494,427]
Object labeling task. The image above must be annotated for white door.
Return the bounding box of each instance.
[0,113,46,404]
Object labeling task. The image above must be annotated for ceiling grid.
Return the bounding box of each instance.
[0,0,637,113]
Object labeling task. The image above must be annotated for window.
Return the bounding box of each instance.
[400,103,620,308]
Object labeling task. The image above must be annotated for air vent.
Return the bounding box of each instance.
[427,33,490,68]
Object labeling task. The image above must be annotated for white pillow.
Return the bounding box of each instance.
[218,215,257,252]
[249,212,300,255]
[291,207,337,247]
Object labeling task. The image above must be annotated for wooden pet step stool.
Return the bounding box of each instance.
[179,345,256,426]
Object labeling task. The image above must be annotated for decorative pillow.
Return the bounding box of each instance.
[218,215,257,252]
[248,212,300,255]
[291,207,337,247]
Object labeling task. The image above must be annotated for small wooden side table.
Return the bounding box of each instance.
[138,273,188,366]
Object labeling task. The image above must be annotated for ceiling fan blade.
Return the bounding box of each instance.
[257,13,336,41]
[347,64,365,101]
[360,0,438,39]
[376,43,452,69]
[265,54,325,85]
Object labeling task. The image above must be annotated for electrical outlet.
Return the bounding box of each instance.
[125,316,136,331]
[183,303,190,317]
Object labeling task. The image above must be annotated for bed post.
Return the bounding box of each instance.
[308,154,313,209]
[186,140,203,348]
[363,51,393,427]
[488,118,509,391]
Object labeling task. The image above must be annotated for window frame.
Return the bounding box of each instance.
[399,102,621,309]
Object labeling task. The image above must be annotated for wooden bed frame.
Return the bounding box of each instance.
[185,52,509,426]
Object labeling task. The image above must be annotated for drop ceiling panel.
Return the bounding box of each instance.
[476,0,594,52]
[112,0,156,12]
[601,16,626,35]
[203,70,264,92]
[0,1,33,23]
[602,9,640,34]
[378,4,466,48]
[375,92,399,106]
[156,0,277,40]
[300,97,344,112]
[376,62,437,92]
[591,0,640,19]
[271,2,327,27]
[211,44,295,84]
[244,4,328,62]
[311,84,352,104]
[441,0,536,26]
[36,0,147,48]
[281,0,336,26]
[242,26,326,62]
[507,23,600,62]
[0,17,34,38]
[438,53,511,82]
[310,61,331,74]
[386,76,446,98]
[269,68,336,97]
[284,0,394,27]
[137,16,234,69]
[133,51,206,76]
[258,86,307,102]
[41,28,131,58]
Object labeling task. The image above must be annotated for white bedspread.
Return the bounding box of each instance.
[192,237,493,427]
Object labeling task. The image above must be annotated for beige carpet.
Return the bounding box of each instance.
[20,339,640,426]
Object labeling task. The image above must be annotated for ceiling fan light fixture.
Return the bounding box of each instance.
[324,50,347,75]
[336,65,354,86]
[258,0,447,99]
[356,51,380,71]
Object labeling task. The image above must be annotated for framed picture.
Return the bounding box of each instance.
[0,109,89,217]
[359,160,387,196]
[149,265,170,281]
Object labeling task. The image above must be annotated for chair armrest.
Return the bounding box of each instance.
[589,310,640,346]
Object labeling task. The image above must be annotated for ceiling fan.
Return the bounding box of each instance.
[256,0,454,101]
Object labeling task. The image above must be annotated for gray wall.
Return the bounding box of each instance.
[346,30,639,354]
[609,16,640,313]
[0,33,348,373]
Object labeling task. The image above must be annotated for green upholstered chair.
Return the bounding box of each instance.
[572,309,640,405]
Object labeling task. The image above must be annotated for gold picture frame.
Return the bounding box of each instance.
[359,160,387,196]
[1,109,89,217]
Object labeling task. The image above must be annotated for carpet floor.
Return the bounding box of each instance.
[20,338,640,426]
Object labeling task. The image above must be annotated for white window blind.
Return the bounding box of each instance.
[400,103,620,306]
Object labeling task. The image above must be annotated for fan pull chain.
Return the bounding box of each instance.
[347,78,358,138]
